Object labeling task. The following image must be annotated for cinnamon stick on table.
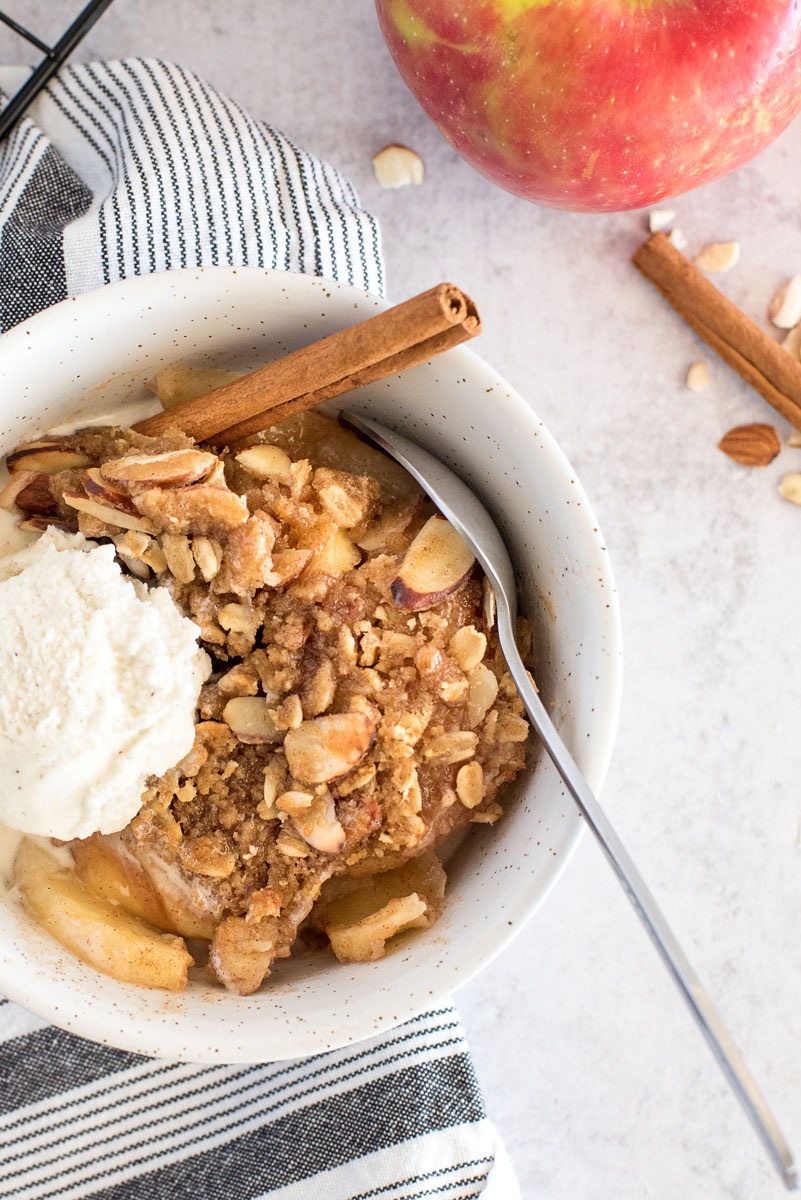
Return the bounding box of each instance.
[633,232,801,428]
[133,283,480,445]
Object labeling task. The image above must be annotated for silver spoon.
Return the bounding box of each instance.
[341,409,797,1191]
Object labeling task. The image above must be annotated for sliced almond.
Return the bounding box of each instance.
[101,448,217,490]
[782,322,801,362]
[161,533,196,583]
[192,535,223,581]
[284,712,376,783]
[768,276,801,329]
[482,577,496,631]
[142,540,168,573]
[424,730,479,765]
[62,492,154,532]
[778,473,801,506]
[391,514,475,612]
[0,470,42,513]
[456,760,484,809]
[260,760,285,817]
[291,791,346,854]
[787,428,801,448]
[82,468,139,514]
[222,697,280,744]
[465,662,499,729]
[300,525,361,579]
[449,625,487,672]
[686,361,709,392]
[648,210,676,233]
[372,144,424,189]
[668,228,687,252]
[8,472,58,516]
[6,443,91,474]
[275,790,314,814]
[115,548,151,581]
[695,241,740,273]
[235,444,293,485]
[718,423,780,467]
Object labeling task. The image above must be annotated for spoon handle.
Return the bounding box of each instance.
[501,625,797,1190]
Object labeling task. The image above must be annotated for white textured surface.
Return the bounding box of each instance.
[4,4,801,1195]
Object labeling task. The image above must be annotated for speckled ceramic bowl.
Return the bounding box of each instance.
[0,267,622,1062]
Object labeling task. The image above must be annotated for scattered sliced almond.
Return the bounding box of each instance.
[62,492,154,533]
[161,533,196,583]
[686,361,709,392]
[456,760,484,809]
[782,322,801,361]
[778,474,801,506]
[235,444,293,485]
[648,210,676,233]
[787,428,801,448]
[668,228,687,252]
[695,241,740,273]
[768,276,801,329]
[372,143,424,189]
[222,697,280,744]
[284,712,376,783]
[718,423,780,467]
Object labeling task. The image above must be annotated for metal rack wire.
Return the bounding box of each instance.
[0,0,115,142]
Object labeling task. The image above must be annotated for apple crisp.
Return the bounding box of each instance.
[2,408,531,993]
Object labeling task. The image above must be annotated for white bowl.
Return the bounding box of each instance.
[0,267,622,1062]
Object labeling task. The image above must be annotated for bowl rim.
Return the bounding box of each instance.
[0,264,623,1059]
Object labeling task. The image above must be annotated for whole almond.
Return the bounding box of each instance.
[718,423,780,467]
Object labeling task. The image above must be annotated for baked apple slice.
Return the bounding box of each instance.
[71,833,172,931]
[390,514,475,612]
[14,839,192,991]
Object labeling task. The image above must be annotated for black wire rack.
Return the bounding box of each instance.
[0,0,116,142]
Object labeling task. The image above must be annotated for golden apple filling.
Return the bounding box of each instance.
[3,401,531,993]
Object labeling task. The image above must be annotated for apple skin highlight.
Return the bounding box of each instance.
[376,0,801,212]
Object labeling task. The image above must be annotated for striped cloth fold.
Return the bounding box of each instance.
[0,58,519,1200]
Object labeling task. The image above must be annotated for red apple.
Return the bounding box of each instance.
[375,0,801,212]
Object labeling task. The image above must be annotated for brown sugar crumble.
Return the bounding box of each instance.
[3,408,532,993]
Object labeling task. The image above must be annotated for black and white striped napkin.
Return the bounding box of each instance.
[0,59,520,1200]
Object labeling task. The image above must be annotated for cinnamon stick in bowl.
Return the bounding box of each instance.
[633,232,801,428]
[133,282,480,445]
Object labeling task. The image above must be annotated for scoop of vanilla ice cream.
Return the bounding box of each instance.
[0,529,210,839]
